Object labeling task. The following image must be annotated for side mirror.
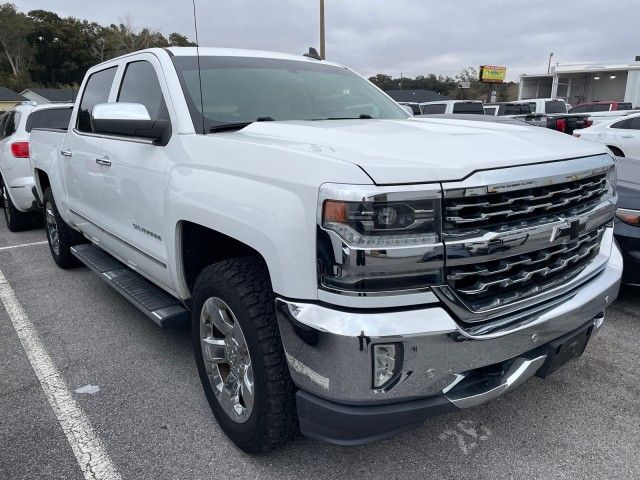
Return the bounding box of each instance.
[400,104,414,115]
[90,103,170,145]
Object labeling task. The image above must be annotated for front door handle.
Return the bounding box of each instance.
[621,134,634,139]
[60,150,72,157]
[95,156,111,167]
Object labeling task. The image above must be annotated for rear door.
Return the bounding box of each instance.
[97,54,173,288]
[62,66,117,238]
[614,117,640,158]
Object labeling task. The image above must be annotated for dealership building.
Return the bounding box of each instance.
[518,57,640,107]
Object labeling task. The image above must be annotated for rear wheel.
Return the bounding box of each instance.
[192,257,297,453]
[43,188,85,268]
[1,178,32,232]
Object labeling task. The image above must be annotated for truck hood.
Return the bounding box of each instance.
[236,118,609,184]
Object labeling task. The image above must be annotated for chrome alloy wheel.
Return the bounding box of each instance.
[1,183,10,224]
[200,297,254,423]
[45,202,60,255]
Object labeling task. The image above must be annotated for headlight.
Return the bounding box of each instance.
[616,208,640,226]
[317,184,444,295]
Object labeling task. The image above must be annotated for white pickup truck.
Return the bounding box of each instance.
[30,47,622,453]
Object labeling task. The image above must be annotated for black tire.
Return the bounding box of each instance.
[1,178,33,232]
[192,257,297,453]
[43,188,85,268]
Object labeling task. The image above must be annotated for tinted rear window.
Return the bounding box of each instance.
[420,104,446,114]
[503,104,531,115]
[452,102,484,114]
[618,103,633,111]
[545,100,567,114]
[26,108,73,132]
[590,104,611,112]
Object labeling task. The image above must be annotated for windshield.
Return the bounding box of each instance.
[172,56,408,132]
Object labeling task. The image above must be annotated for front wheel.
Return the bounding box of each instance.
[43,188,85,268]
[192,257,297,453]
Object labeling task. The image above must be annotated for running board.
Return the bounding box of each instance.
[71,244,188,328]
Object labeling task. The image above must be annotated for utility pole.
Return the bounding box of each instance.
[320,0,326,59]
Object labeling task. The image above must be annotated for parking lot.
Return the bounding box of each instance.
[0,221,638,480]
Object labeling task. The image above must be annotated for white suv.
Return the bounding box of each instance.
[0,102,72,231]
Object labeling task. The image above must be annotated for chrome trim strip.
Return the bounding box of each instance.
[433,226,615,323]
[69,209,166,268]
[72,128,156,145]
[443,199,615,267]
[444,355,547,409]
[442,154,614,198]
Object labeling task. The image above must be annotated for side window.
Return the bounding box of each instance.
[629,118,640,130]
[570,105,587,113]
[77,66,118,133]
[528,103,536,113]
[3,112,19,137]
[611,119,632,129]
[0,113,8,140]
[117,61,169,121]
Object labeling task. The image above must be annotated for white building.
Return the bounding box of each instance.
[518,58,640,107]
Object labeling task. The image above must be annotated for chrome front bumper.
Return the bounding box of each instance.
[276,230,622,407]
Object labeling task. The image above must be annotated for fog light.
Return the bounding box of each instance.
[373,344,400,388]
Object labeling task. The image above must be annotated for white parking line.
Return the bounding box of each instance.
[0,269,121,480]
[0,241,48,251]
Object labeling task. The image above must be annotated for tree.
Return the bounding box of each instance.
[168,32,196,47]
[0,3,34,78]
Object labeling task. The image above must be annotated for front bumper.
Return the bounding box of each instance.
[276,234,622,444]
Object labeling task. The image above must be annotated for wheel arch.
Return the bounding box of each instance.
[176,220,273,296]
[607,145,625,157]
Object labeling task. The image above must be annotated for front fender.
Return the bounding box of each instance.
[163,136,371,300]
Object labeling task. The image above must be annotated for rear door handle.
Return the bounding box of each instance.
[60,150,72,157]
[621,134,634,138]
[95,156,111,167]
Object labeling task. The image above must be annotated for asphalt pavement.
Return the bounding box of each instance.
[1,221,638,480]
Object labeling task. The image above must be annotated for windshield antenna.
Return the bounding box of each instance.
[192,0,205,133]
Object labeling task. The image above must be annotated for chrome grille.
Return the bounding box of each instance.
[445,226,605,313]
[444,173,607,229]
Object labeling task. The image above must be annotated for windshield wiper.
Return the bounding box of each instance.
[209,122,253,133]
[323,114,374,120]
[209,117,275,133]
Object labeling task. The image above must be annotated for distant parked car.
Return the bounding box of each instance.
[570,101,634,113]
[418,100,484,115]
[613,157,640,284]
[0,102,73,231]
[483,102,548,127]
[511,98,591,134]
[573,113,640,158]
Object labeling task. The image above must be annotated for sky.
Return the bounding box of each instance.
[14,0,640,81]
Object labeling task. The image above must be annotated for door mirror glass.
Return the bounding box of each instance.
[90,103,170,144]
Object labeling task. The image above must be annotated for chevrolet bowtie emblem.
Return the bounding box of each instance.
[549,218,584,242]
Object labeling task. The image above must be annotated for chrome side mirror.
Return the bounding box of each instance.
[90,103,170,145]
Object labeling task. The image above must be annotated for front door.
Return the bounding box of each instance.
[97,56,173,290]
